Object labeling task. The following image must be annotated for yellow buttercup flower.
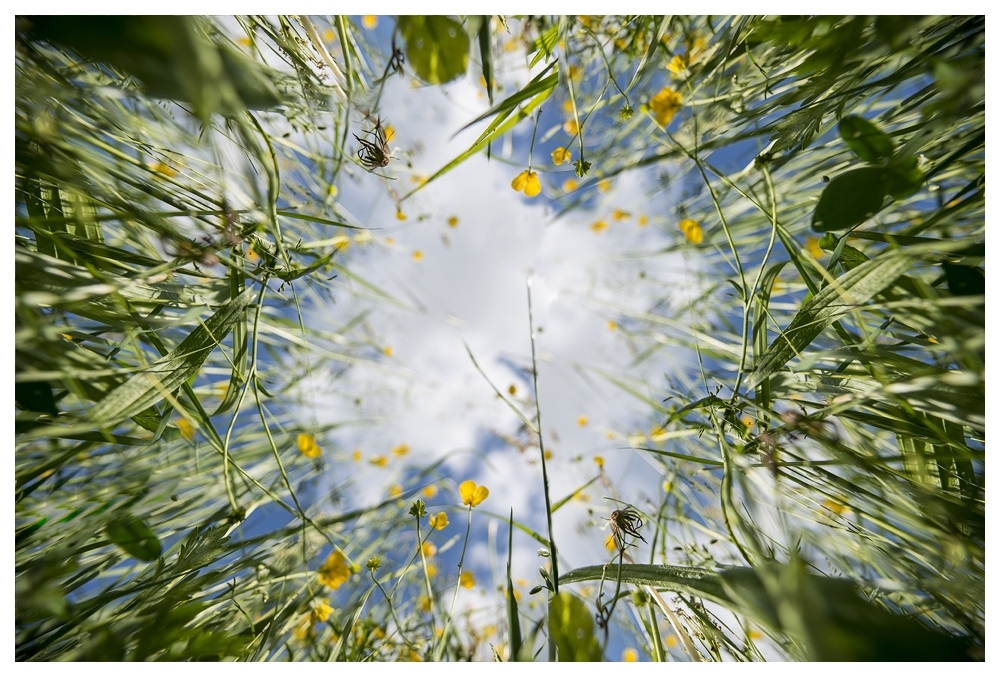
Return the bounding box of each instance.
[649,87,683,126]
[551,147,571,166]
[422,484,438,499]
[429,511,449,531]
[318,550,351,590]
[577,415,588,427]
[667,54,688,78]
[422,542,437,557]
[562,178,579,193]
[563,118,579,136]
[594,455,604,468]
[396,209,407,221]
[388,484,403,498]
[511,170,542,197]
[805,235,825,260]
[679,218,703,244]
[623,647,640,662]
[392,443,410,457]
[447,216,459,228]
[311,598,333,623]
[460,571,476,589]
[362,16,378,29]
[297,433,322,458]
[177,417,195,442]
[412,250,423,262]
[591,220,608,233]
[597,178,612,192]
[459,480,489,507]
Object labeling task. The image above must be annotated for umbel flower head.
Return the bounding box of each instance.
[459,480,489,507]
[511,170,541,197]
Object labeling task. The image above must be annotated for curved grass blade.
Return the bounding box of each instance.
[88,287,256,428]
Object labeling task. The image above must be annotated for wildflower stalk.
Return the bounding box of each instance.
[433,502,475,661]
[527,280,558,595]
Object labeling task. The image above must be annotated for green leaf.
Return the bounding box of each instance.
[839,115,895,163]
[528,23,559,68]
[399,16,470,85]
[885,155,925,199]
[404,65,557,199]
[106,514,162,561]
[506,510,523,661]
[25,16,284,116]
[88,287,256,427]
[549,592,602,661]
[812,167,887,232]
[746,248,916,389]
[476,16,495,104]
[561,562,975,661]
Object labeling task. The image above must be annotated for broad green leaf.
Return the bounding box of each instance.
[562,562,975,661]
[885,155,925,198]
[26,16,284,115]
[549,592,602,661]
[812,167,887,231]
[399,16,470,85]
[839,115,895,163]
[88,287,256,427]
[746,248,916,389]
[106,514,162,561]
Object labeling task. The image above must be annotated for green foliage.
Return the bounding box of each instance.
[14,14,984,663]
[399,16,470,85]
[549,592,603,661]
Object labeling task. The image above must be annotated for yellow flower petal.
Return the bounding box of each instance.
[298,433,321,458]
[459,480,489,507]
[392,443,409,456]
[318,550,351,590]
[459,571,476,589]
[523,171,541,197]
[422,484,438,499]
[649,87,683,127]
[679,218,703,244]
[362,15,378,29]
[511,170,529,192]
[429,511,449,530]
[622,647,640,662]
[177,417,195,442]
[551,147,571,166]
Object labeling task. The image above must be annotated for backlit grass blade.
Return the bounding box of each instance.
[88,287,256,428]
